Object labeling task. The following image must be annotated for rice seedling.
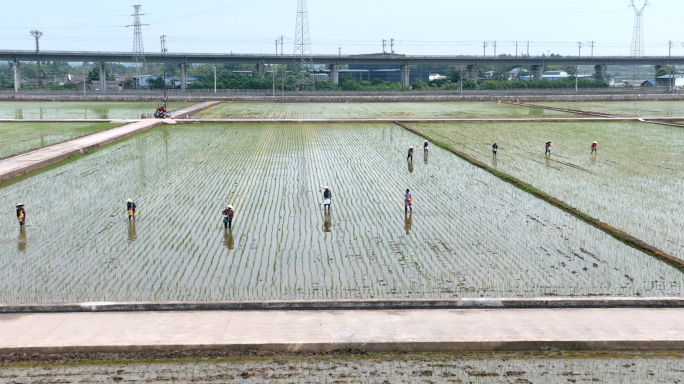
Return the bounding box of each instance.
[0,102,186,120]
[411,120,684,260]
[0,122,119,159]
[0,123,680,303]
[535,100,684,117]
[193,102,581,120]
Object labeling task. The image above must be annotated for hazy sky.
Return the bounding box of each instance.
[1,0,681,57]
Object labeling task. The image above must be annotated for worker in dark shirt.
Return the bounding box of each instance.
[423,140,429,154]
[16,203,26,229]
[126,198,136,221]
[492,142,498,157]
[407,146,414,162]
[222,204,234,229]
[323,187,332,214]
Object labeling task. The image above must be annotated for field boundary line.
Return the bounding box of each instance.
[3,297,684,313]
[395,121,684,272]
[502,101,617,118]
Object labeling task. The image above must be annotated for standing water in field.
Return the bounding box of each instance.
[0,123,682,303]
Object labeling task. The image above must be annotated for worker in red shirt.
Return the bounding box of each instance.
[591,141,597,154]
[221,204,234,229]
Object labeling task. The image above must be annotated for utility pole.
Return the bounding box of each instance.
[83,63,87,96]
[160,35,168,54]
[515,41,518,57]
[280,35,284,56]
[492,41,497,58]
[382,39,387,56]
[390,38,395,54]
[527,41,529,56]
[338,47,341,56]
[275,39,279,55]
[577,41,584,57]
[589,41,595,57]
[483,41,488,57]
[30,30,43,88]
[214,65,217,93]
[668,40,674,93]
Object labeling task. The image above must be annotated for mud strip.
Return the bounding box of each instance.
[395,121,684,272]
[503,101,617,118]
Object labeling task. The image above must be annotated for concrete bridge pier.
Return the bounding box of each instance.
[329,64,339,84]
[531,65,544,81]
[401,65,411,86]
[99,62,107,92]
[11,61,21,91]
[180,63,187,90]
[256,63,265,78]
[594,65,607,79]
[466,65,478,79]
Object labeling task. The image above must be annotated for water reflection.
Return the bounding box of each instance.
[15,109,23,120]
[17,228,27,252]
[492,154,498,168]
[590,154,597,165]
[545,156,551,168]
[423,153,429,165]
[137,137,147,187]
[404,212,413,235]
[223,229,235,249]
[127,221,137,242]
[408,162,414,173]
[323,213,332,233]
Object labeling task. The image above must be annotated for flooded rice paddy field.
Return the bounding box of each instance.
[0,123,681,304]
[0,122,118,159]
[3,352,684,383]
[0,102,186,120]
[411,121,684,260]
[193,102,581,119]
[536,100,684,117]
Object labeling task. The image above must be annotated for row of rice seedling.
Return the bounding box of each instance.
[0,123,681,303]
[536,100,684,117]
[411,120,684,260]
[4,352,684,383]
[0,101,186,120]
[0,122,119,158]
[193,102,580,120]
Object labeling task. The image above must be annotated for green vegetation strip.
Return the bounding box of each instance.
[395,121,684,272]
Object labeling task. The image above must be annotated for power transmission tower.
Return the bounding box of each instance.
[293,0,314,90]
[30,30,43,53]
[30,30,43,88]
[629,0,650,56]
[160,35,168,54]
[128,5,148,87]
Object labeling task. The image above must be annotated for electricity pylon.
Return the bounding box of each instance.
[293,0,314,90]
[629,0,650,57]
[128,5,148,87]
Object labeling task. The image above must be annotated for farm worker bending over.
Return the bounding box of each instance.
[126,199,137,221]
[407,146,414,162]
[16,203,26,229]
[492,142,498,157]
[545,141,552,156]
[404,189,413,214]
[591,141,597,154]
[222,204,234,229]
[323,186,332,214]
[423,140,429,154]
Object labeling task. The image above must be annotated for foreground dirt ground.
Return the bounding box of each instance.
[1,351,683,383]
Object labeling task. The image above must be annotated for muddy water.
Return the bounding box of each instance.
[0,123,680,303]
[0,102,186,120]
[0,122,118,159]
[412,121,684,261]
[193,102,582,119]
[2,352,683,383]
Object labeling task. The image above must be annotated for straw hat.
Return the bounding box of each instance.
[227,204,233,209]
[323,186,330,190]
[593,141,597,144]
[16,203,24,207]
[126,198,132,203]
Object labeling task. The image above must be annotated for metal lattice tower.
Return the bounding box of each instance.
[629,0,650,56]
[30,30,43,53]
[293,0,314,89]
[129,5,147,82]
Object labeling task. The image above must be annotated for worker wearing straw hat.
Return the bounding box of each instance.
[404,189,413,214]
[591,141,597,154]
[407,146,414,162]
[16,203,26,229]
[545,141,552,156]
[126,198,137,221]
[323,186,332,214]
[222,204,234,229]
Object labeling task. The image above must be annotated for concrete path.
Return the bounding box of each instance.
[0,102,215,182]
[1,308,683,354]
